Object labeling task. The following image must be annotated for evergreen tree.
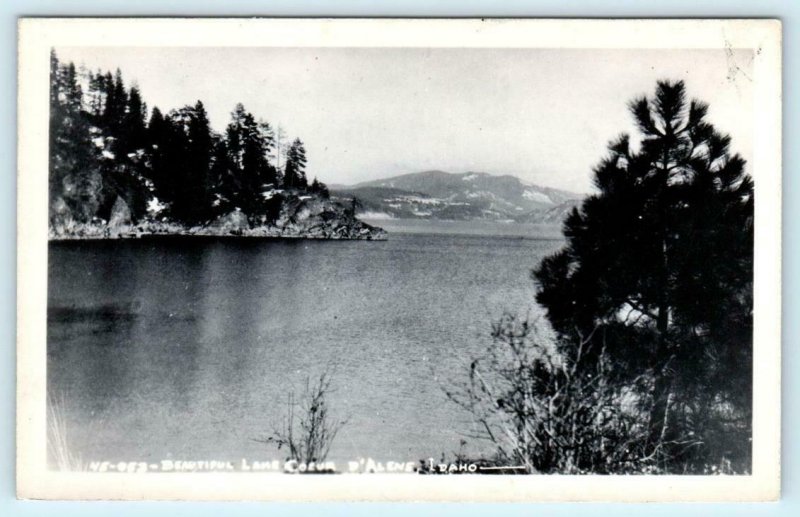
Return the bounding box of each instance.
[100,70,126,134]
[147,105,189,220]
[149,102,217,224]
[209,132,234,215]
[111,69,128,131]
[260,120,284,187]
[48,51,100,223]
[181,101,215,223]
[345,196,361,219]
[101,71,114,120]
[146,106,172,201]
[225,103,279,219]
[122,85,148,155]
[89,67,152,222]
[533,80,753,471]
[49,49,66,203]
[309,177,330,198]
[274,125,288,173]
[49,50,59,104]
[284,138,308,189]
[85,69,107,118]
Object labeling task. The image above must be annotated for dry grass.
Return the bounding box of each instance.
[47,392,85,471]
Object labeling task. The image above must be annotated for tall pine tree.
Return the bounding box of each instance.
[147,102,217,224]
[180,101,215,223]
[283,138,308,189]
[225,103,279,219]
[146,105,176,212]
[121,85,148,155]
[533,80,753,472]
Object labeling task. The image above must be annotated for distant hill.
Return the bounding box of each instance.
[331,170,584,223]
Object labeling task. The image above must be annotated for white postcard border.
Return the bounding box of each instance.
[17,17,782,502]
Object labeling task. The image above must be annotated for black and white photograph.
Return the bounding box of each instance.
[16,18,781,502]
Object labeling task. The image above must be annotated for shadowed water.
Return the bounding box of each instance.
[47,225,563,468]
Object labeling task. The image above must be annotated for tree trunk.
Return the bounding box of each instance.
[649,156,675,460]
[648,368,674,450]
[648,303,674,459]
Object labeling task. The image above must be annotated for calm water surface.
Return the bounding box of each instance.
[47,223,563,467]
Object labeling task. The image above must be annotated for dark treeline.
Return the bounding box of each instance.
[49,50,330,228]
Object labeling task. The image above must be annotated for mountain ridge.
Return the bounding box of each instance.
[331,170,584,224]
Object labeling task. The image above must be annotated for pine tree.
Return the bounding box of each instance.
[86,67,154,223]
[100,71,114,122]
[259,120,281,186]
[85,69,107,118]
[146,106,170,199]
[149,101,217,224]
[48,51,100,223]
[309,177,330,198]
[100,69,126,135]
[284,138,308,189]
[122,85,148,155]
[112,69,128,131]
[147,105,189,220]
[225,103,257,214]
[49,49,65,203]
[182,101,215,223]
[274,125,288,173]
[225,103,279,219]
[210,132,234,215]
[533,80,753,471]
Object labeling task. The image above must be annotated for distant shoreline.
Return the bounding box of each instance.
[360,217,565,240]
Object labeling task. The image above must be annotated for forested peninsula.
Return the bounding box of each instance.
[48,51,385,241]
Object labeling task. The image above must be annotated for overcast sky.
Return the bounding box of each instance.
[56,47,753,193]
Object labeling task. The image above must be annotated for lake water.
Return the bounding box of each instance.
[47,221,564,469]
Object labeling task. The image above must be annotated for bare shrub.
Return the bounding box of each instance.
[258,372,347,467]
[445,313,663,474]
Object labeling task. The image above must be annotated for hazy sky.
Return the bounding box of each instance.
[56,47,754,193]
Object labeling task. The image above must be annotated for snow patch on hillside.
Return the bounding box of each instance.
[359,211,395,220]
[523,190,553,204]
[398,195,441,205]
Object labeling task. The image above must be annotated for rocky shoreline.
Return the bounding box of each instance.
[49,222,387,241]
[48,222,387,242]
[50,194,387,242]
